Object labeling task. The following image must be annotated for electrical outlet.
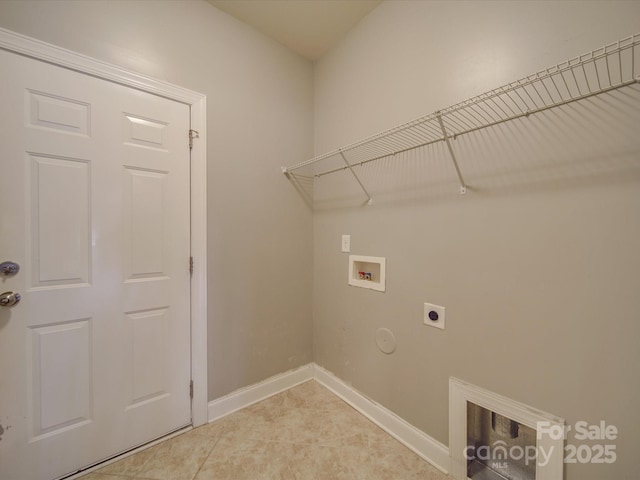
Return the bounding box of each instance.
[424,303,445,330]
[341,235,350,253]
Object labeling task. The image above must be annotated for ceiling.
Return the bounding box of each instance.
[207,0,383,61]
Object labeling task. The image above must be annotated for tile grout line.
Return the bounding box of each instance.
[189,434,224,480]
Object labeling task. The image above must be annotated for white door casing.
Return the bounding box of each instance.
[0,28,207,480]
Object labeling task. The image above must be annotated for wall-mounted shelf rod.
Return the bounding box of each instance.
[282,33,640,198]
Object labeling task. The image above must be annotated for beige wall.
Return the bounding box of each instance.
[313,1,640,479]
[3,0,640,477]
[0,0,314,400]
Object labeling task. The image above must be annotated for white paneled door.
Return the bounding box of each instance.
[0,49,192,480]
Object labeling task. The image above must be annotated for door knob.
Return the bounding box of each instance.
[0,291,21,307]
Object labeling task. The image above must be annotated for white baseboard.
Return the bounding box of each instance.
[207,362,450,474]
[313,364,450,474]
[207,363,314,422]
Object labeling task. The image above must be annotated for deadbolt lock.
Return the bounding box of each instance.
[0,261,20,276]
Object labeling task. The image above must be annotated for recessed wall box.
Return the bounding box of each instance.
[348,255,385,292]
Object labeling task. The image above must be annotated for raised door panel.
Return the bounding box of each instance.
[28,90,90,136]
[28,319,92,440]
[126,308,169,408]
[28,154,91,288]
[123,168,167,281]
[123,114,167,151]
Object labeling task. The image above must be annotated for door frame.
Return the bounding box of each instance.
[0,27,208,427]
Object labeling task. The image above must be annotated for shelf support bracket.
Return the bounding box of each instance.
[339,149,373,205]
[437,113,467,194]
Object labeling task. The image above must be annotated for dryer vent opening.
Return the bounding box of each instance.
[450,378,565,480]
[467,402,536,480]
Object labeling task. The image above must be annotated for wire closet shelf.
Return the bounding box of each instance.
[282,33,640,204]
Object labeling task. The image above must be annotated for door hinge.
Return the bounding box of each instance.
[189,129,199,150]
[189,380,194,399]
[189,256,194,275]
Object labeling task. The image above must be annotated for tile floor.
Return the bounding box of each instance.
[81,380,451,480]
